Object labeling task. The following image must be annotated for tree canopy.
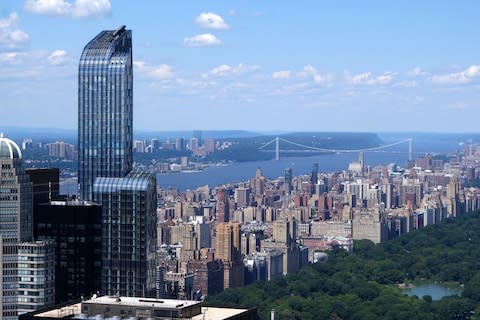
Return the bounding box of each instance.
[207,213,480,319]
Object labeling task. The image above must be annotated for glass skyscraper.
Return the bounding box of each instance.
[94,172,157,297]
[78,26,157,298]
[78,25,133,201]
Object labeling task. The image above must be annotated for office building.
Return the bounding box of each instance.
[0,134,33,320]
[34,201,102,303]
[93,172,157,297]
[78,25,133,201]
[17,241,55,315]
[19,296,258,320]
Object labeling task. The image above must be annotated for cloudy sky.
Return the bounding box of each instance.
[0,0,479,132]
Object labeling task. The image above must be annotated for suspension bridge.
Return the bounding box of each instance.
[258,137,414,161]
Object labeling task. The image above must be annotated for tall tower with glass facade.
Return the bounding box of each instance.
[78,27,157,297]
[78,25,133,201]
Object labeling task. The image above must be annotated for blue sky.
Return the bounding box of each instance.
[0,0,479,132]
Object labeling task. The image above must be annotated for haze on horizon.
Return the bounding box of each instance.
[0,0,478,133]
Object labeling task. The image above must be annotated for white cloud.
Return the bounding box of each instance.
[24,0,71,15]
[299,65,334,84]
[272,70,291,80]
[208,64,232,76]
[48,49,67,65]
[346,71,396,85]
[0,50,76,81]
[203,63,260,78]
[149,64,174,79]
[184,33,221,47]
[195,12,229,30]
[0,13,29,50]
[133,60,174,79]
[431,65,480,84]
[24,0,111,18]
[408,67,429,77]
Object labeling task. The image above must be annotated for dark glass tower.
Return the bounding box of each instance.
[94,172,157,297]
[78,26,157,298]
[78,25,133,201]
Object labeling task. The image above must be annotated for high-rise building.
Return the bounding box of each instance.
[311,163,318,188]
[175,137,186,152]
[94,172,157,297]
[35,201,102,303]
[150,138,160,151]
[134,140,145,153]
[193,130,202,146]
[17,241,55,315]
[78,25,133,201]
[234,187,250,208]
[46,141,76,160]
[189,137,199,152]
[78,26,157,298]
[284,167,293,192]
[26,168,60,206]
[204,139,215,154]
[0,134,33,319]
[216,189,229,223]
[215,222,243,289]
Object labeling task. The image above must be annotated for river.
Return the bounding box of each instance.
[60,133,467,193]
[157,134,462,190]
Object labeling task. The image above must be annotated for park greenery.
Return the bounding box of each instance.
[206,212,480,319]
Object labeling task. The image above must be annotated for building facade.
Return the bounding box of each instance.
[34,201,102,303]
[78,25,133,201]
[17,241,55,315]
[0,134,33,320]
[93,172,157,297]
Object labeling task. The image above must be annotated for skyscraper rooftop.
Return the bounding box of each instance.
[0,133,22,159]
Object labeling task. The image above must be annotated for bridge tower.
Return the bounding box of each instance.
[408,138,413,161]
[275,137,280,161]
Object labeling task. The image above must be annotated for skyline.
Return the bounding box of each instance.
[0,1,479,132]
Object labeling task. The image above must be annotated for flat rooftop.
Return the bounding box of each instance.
[193,307,252,320]
[82,295,200,309]
[21,297,256,320]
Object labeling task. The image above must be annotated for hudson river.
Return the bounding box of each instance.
[157,135,461,190]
